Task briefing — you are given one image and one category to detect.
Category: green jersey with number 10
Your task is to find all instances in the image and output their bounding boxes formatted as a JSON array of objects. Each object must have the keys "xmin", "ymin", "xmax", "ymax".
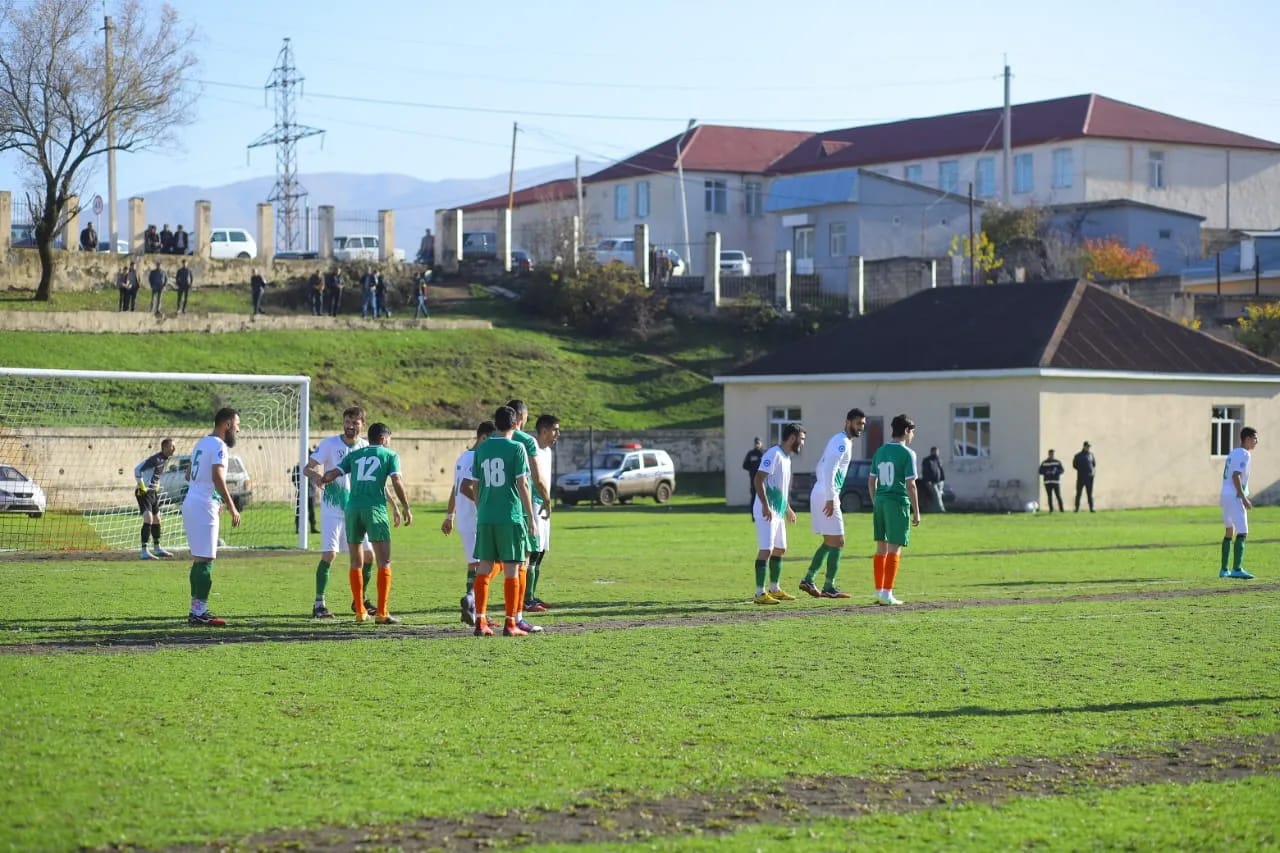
[
  {"xmin": 473, "ymin": 436, "xmax": 530, "ymax": 524},
  {"xmin": 337, "ymin": 445, "xmax": 401, "ymax": 509},
  {"xmin": 871, "ymin": 441, "xmax": 917, "ymax": 503}
]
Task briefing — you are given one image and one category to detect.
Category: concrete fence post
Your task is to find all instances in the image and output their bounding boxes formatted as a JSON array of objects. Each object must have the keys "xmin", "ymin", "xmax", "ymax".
[
  {"xmin": 0, "ymin": 190, "xmax": 10, "ymax": 258},
  {"xmin": 497, "ymin": 209, "xmax": 511, "ymax": 273},
  {"xmin": 193, "ymin": 201, "xmax": 212, "ymax": 259},
  {"xmin": 775, "ymin": 250, "xmax": 792, "ymax": 313},
  {"xmin": 378, "ymin": 209, "xmax": 396, "ymax": 262},
  {"xmin": 847, "ymin": 254, "xmax": 865, "ymax": 317},
  {"xmin": 128, "ymin": 197, "xmax": 145, "ymax": 255},
  {"xmin": 256, "ymin": 203, "xmax": 274, "ymax": 262},
  {"xmin": 705, "ymin": 230, "xmax": 721, "ymax": 298},
  {"xmin": 317, "ymin": 206, "xmax": 335, "ymax": 261},
  {"xmin": 63, "ymin": 195, "xmax": 79, "ymax": 251},
  {"xmin": 634, "ymin": 222, "xmax": 650, "ymax": 285}
]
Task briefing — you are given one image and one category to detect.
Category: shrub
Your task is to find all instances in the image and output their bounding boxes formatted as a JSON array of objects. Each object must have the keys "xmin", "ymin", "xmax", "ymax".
[{"xmin": 520, "ymin": 264, "xmax": 667, "ymax": 339}]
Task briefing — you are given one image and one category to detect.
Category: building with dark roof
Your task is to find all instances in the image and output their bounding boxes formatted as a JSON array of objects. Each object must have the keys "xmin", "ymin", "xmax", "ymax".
[{"xmin": 714, "ymin": 280, "xmax": 1280, "ymax": 509}]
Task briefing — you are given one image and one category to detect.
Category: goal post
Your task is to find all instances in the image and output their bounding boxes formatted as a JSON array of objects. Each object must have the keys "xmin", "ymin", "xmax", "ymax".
[{"xmin": 0, "ymin": 367, "xmax": 310, "ymax": 555}]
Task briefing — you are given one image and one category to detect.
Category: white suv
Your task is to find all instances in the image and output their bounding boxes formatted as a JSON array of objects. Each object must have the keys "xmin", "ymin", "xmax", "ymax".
[
  {"xmin": 209, "ymin": 228, "xmax": 257, "ymax": 260},
  {"xmin": 158, "ymin": 453, "xmax": 254, "ymax": 511},
  {"xmin": 555, "ymin": 443, "xmax": 676, "ymax": 506},
  {"xmin": 719, "ymin": 250, "xmax": 751, "ymax": 276}
]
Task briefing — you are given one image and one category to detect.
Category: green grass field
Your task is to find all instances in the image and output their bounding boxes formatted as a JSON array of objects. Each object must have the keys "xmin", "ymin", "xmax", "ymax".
[{"xmin": 1, "ymin": 502, "xmax": 1277, "ymax": 851}]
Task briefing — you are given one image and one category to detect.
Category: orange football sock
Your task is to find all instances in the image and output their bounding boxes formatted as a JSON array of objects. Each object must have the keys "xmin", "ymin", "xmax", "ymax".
[
  {"xmin": 376, "ymin": 566, "xmax": 391, "ymax": 616},
  {"xmin": 884, "ymin": 553, "xmax": 901, "ymax": 591},
  {"xmin": 349, "ymin": 568, "xmax": 365, "ymax": 614},
  {"xmin": 873, "ymin": 554, "xmax": 886, "ymax": 590},
  {"xmin": 473, "ymin": 571, "xmax": 491, "ymax": 619},
  {"xmin": 504, "ymin": 575, "xmax": 520, "ymax": 619},
  {"xmin": 517, "ymin": 566, "xmax": 528, "ymax": 609}
]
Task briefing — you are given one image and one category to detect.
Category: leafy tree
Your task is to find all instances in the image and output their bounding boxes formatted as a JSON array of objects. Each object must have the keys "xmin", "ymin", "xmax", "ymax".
[
  {"xmin": 1079, "ymin": 238, "xmax": 1158, "ymax": 281},
  {"xmin": 0, "ymin": 0, "xmax": 198, "ymax": 300},
  {"xmin": 1234, "ymin": 302, "xmax": 1280, "ymax": 358},
  {"xmin": 981, "ymin": 204, "xmax": 1045, "ymax": 248},
  {"xmin": 949, "ymin": 231, "xmax": 1003, "ymax": 284},
  {"xmin": 520, "ymin": 263, "xmax": 667, "ymax": 339}
]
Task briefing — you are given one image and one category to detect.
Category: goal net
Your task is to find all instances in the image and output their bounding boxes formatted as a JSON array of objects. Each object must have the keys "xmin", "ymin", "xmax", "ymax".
[{"xmin": 0, "ymin": 368, "xmax": 310, "ymax": 555}]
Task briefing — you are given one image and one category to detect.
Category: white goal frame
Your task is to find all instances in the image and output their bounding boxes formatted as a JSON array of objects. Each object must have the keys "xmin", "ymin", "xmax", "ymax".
[{"xmin": 0, "ymin": 367, "xmax": 311, "ymax": 551}]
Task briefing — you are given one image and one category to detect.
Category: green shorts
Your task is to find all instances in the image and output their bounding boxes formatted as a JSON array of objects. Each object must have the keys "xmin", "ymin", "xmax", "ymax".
[
  {"xmin": 346, "ymin": 504, "xmax": 391, "ymax": 544},
  {"xmin": 475, "ymin": 522, "xmax": 531, "ymax": 563},
  {"xmin": 873, "ymin": 497, "xmax": 911, "ymax": 547}
]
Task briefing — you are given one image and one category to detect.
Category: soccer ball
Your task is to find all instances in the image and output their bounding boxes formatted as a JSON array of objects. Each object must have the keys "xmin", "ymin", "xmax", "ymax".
[{"xmin": 1024, "ymin": 501, "xmax": 1040, "ymax": 513}]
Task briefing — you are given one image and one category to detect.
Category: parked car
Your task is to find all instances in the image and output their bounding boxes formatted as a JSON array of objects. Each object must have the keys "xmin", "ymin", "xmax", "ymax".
[
  {"xmin": 719, "ymin": 249, "xmax": 752, "ymax": 276},
  {"xmin": 157, "ymin": 453, "xmax": 254, "ymax": 511},
  {"xmin": 664, "ymin": 249, "xmax": 687, "ymax": 276},
  {"xmin": 0, "ymin": 464, "xmax": 47, "ymax": 518},
  {"xmin": 511, "ymin": 249, "xmax": 534, "ymax": 273},
  {"xmin": 96, "ymin": 239, "xmax": 131, "ymax": 254},
  {"xmin": 589, "ymin": 237, "xmax": 635, "ymax": 266},
  {"xmin": 332, "ymin": 234, "xmax": 406, "ymax": 263},
  {"xmin": 555, "ymin": 443, "xmax": 676, "ymax": 506},
  {"xmin": 10, "ymin": 223, "xmax": 64, "ymax": 250},
  {"xmin": 788, "ymin": 460, "xmax": 954, "ymax": 513},
  {"xmin": 209, "ymin": 227, "xmax": 257, "ymax": 260}
]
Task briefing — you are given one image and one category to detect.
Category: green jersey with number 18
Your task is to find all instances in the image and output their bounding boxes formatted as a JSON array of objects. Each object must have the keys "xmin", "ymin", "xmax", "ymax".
[
  {"xmin": 472, "ymin": 435, "xmax": 530, "ymax": 524},
  {"xmin": 337, "ymin": 445, "xmax": 401, "ymax": 509}
]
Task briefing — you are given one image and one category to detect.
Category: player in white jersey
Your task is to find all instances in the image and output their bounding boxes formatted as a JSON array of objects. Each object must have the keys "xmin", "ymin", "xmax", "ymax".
[
  {"xmin": 524, "ymin": 414, "xmax": 560, "ymax": 613},
  {"xmin": 800, "ymin": 407, "xmax": 867, "ymax": 599},
  {"xmin": 304, "ymin": 406, "xmax": 375, "ymax": 618},
  {"xmin": 751, "ymin": 424, "xmax": 804, "ymax": 604},
  {"xmin": 181, "ymin": 407, "xmax": 242, "ymax": 626},
  {"xmin": 443, "ymin": 419, "xmax": 495, "ymax": 626},
  {"xmin": 1219, "ymin": 426, "xmax": 1259, "ymax": 580}
]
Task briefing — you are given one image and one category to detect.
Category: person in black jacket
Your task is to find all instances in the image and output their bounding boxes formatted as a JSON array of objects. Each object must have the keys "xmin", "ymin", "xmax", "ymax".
[
  {"xmin": 742, "ymin": 437, "xmax": 763, "ymax": 514},
  {"xmin": 920, "ymin": 446, "xmax": 946, "ymax": 512},
  {"xmin": 1038, "ymin": 449, "xmax": 1065, "ymax": 512},
  {"xmin": 250, "ymin": 268, "xmax": 268, "ymax": 315},
  {"xmin": 147, "ymin": 260, "xmax": 168, "ymax": 314},
  {"xmin": 1072, "ymin": 441, "xmax": 1096, "ymax": 512},
  {"xmin": 174, "ymin": 260, "xmax": 193, "ymax": 314}
]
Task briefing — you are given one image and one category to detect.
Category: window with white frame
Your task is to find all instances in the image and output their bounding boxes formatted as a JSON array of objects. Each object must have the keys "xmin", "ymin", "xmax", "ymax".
[
  {"xmin": 1014, "ymin": 153, "xmax": 1033, "ymax": 194},
  {"xmin": 614, "ymin": 185, "xmax": 629, "ymax": 220},
  {"xmin": 636, "ymin": 181, "xmax": 650, "ymax": 218},
  {"xmin": 1149, "ymin": 150, "xmax": 1166, "ymax": 189},
  {"xmin": 704, "ymin": 179, "xmax": 727, "ymax": 214},
  {"xmin": 768, "ymin": 406, "xmax": 803, "ymax": 446},
  {"xmin": 829, "ymin": 221, "xmax": 847, "ymax": 257},
  {"xmin": 904, "ymin": 164, "xmax": 923, "ymax": 184},
  {"xmin": 1211, "ymin": 405, "xmax": 1244, "ymax": 456},
  {"xmin": 952, "ymin": 404, "xmax": 991, "ymax": 457},
  {"xmin": 975, "ymin": 157, "xmax": 995, "ymax": 198},
  {"xmin": 744, "ymin": 181, "xmax": 763, "ymax": 216},
  {"xmin": 1052, "ymin": 148, "xmax": 1073, "ymax": 188},
  {"xmin": 939, "ymin": 160, "xmax": 960, "ymax": 194}
]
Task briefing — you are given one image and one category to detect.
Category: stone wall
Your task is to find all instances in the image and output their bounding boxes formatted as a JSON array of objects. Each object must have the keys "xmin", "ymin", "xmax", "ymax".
[
  {"xmin": 0, "ymin": 310, "xmax": 489, "ymax": 334},
  {"xmin": 863, "ymin": 256, "xmax": 952, "ymax": 309}
]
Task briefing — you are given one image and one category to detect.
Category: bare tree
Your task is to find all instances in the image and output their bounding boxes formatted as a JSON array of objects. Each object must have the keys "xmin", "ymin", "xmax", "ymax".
[{"xmin": 0, "ymin": 0, "xmax": 198, "ymax": 300}]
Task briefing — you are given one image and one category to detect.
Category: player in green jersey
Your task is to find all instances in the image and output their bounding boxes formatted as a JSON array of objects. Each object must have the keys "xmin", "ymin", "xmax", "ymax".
[
  {"xmin": 868, "ymin": 414, "xmax": 921, "ymax": 606},
  {"xmin": 321, "ymin": 422, "xmax": 413, "ymax": 623}
]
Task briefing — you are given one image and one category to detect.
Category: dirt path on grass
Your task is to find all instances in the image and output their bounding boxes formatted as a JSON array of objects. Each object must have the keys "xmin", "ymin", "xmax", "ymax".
[
  {"xmin": 161, "ymin": 734, "xmax": 1280, "ymax": 852},
  {"xmin": 5, "ymin": 582, "xmax": 1278, "ymax": 655}
]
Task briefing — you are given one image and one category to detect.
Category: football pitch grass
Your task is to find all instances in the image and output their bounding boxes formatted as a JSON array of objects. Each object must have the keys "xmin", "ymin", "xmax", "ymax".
[{"xmin": 1, "ymin": 501, "xmax": 1277, "ymax": 850}]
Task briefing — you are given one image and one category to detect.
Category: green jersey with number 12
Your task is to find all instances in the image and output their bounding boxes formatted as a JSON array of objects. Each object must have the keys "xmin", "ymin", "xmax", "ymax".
[{"xmin": 337, "ymin": 445, "xmax": 401, "ymax": 509}]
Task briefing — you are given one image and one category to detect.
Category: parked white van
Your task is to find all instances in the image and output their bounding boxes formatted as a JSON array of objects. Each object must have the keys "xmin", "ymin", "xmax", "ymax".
[
  {"xmin": 333, "ymin": 234, "xmax": 406, "ymax": 263},
  {"xmin": 209, "ymin": 228, "xmax": 257, "ymax": 260}
]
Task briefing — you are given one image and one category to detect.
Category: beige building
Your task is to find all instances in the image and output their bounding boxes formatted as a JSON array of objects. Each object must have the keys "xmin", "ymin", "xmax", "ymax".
[{"xmin": 715, "ymin": 280, "xmax": 1280, "ymax": 511}]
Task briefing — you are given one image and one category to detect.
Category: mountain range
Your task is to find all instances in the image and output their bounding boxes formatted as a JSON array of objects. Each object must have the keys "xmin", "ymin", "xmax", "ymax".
[{"xmin": 96, "ymin": 161, "xmax": 598, "ymax": 252}]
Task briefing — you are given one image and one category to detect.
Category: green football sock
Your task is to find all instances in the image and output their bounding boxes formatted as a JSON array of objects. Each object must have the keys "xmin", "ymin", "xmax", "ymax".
[
  {"xmin": 526, "ymin": 555, "xmax": 541, "ymax": 603},
  {"xmin": 1233, "ymin": 535, "xmax": 1247, "ymax": 570},
  {"xmin": 315, "ymin": 560, "xmax": 331, "ymax": 599},
  {"xmin": 822, "ymin": 548, "xmax": 843, "ymax": 590},
  {"xmin": 754, "ymin": 559, "xmax": 767, "ymax": 589},
  {"xmin": 189, "ymin": 561, "xmax": 213, "ymax": 600},
  {"xmin": 362, "ymin": 561, "xmax": 373, "ymax": 598},
  {"xmin": 804, "ymin": 545, "xmax": 829, "ymax": 583},
  {"xmin": 465, "ymin": 567, "xmax": 477, "ymax": 595},
  {"xmin": 768, "ymin": 555, "xmax": 783, "ymax": 585},
  {"xmin": 1221, "ymin": 537, "xmax": 1232, "ymax": 571}
]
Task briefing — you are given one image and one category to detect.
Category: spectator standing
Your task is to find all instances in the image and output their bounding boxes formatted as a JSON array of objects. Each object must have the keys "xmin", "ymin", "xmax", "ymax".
[
  {"xmin": 80, "ymin": 221, "xmax": 98, "ymax": 252},
  {"xmin": 324, "ymin": 268, "xmax": 343, "ymax": 316},
  {"xmin": 250, "ymin": 268, "xmax": 268, "ymax": 315},
  {"xmin": 173, "ymin": 224, "xmax": 190, "ymax": 256},
  {"xmin": 359, "ymin": 267, "xmax": 376, "ymax": 319},
  {"xmin": 174, "ymin": 259, "xmax": 193, "ymax": 314},
  {"xmin": 1038, "ymin": 449, "xmax": 1065, "ymax": 512},
  {"xmin": 144, "ymin": 225, "xmax": 161, "ymax": 254},
  {"xmin": 1072, "ymin": 441, "xmax": 1096, "ymax": 512},
  {"xmin": 308, "ymin": 271, "xmax": 324, "ymax": 316},
  {"xmin": 414, "ymin": 271, "xmax": 430, "ymax": 319},
  {"xmin": 374, "ymin": 271, "xmax": 390, "ymax": 318},
  {"xmin": 159, "ymin": 224, "xmax": 175, "ymax": 254},
  {"xmin": 147, "ymin": 260, "xmax": 168, "ymax": 314},
  {"xmin": 116, "ymin": 264, "xmax": 130, "ymax": 311},
  {"xmin": 742, "ymin": 436, "xmax": 764, "ymax": 513},
  {"xmin": 648, "ymin": 244, "xmax": 660, "ymax": 284},
  {"xmin": 417, "ymin": 228, "xmax": 435, "ymax": 266},
  {"xmin": 124, "ymin": 261, "xmax": 140, "ymax": 311},
  {"xmin": 920, "ymin": 446, "xmax": 946, "ymax": 513}
]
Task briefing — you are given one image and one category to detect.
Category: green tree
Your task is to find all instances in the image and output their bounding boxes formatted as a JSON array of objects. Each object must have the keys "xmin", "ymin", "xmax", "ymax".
[{"xmin": 1234, "ymin": 302, "xmax": 1280, "ymax": 358}]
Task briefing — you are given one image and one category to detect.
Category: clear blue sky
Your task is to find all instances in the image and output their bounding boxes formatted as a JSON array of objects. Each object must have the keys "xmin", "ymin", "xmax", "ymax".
[{"xmin": 3, "ymin": 0, "xmax": 1279, "ymax": 198}]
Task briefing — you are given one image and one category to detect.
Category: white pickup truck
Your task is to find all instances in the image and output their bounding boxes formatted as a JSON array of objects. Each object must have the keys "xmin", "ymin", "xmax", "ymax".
[{"xmin": 332, "ymin": 234, "xmax": 406, "ymax": 263}]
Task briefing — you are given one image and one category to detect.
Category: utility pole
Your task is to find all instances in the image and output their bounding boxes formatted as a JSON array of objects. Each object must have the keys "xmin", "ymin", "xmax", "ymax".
[
  {"xmin": 1002, "ymin": 58, "xmax": 1012, "ymax": 205},
  {"xmin": 575, "ymin": 155, "xmax": 584, "ymax": 270},
  {"xmin": 675, "ymin": 119, "xmax": 696, "ymax": 273},
  {"xmin": 507, "ymin": 122, "xmax": 518, "ymax": 211},
  {"xmin": 103, "ymin": 15, "xmax": 117, "ymax": 252},
  {"xmin": 968, "ymin": 182, "xmax": 976, "ymax": 285},
  {"xmin": 247, "ymin": 38, "xmax": 324, "ymax": 251}
]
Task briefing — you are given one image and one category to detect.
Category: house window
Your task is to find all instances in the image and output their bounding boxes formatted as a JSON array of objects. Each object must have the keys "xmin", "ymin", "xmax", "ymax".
[
  {"xmin": 636, "ymin": 181, "xmax": 650, "ymax": 218},
  {"xmin": 705, "ymin": 179, "xmax": 727, "ymax": 214},
  {"xmin": 939, "ymin": 160, "xmax": 960, "ymax": 194},
  {"xmin": 768, "ymin": 407, "xmax": 802, "ymax": 446},
  {"xmin": 1149, "ymin": 151, "xmax": 1166, "ymax": 189},
  {"xmin": 1014, "ymin": 153, "xmax": 1033, "ymax": 194},
  {"xmin": 1053, "ymin": 148, "xmax": 1073, "ymax": 188},
  {"xmin": 1211, "ymin": 405, "xmax": 1244, "ymax": 457},
  {"xmin": 744, "ymin": 181, "xmax": 763, "ymax": 216},
  {"xmin": 829, "ymin": 221, "xmax": 847, "ymax": 257},
  {"xmin": 1158, "ymin": 228, "xmax": 1172, "ymax": 240},
  {"xmin": 975, "ymin": 157, "xmax": 995, "ymax": 198},
  {"xmin": 904, "ymin": 164, "xmax": 923, "ymax": 184},
  {"xmin": 614, "ymin": 185, "xmax": 629, "ymax": 220},
  {"xmin": 952, "ymin": 404, "xmax": 991, "ymax": 457}
]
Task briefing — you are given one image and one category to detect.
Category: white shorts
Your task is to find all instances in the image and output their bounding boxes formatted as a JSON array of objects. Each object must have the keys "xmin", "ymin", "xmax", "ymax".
[
  {"xmin": 182, "ymin": 498, "xmax": 220, "ymax": 560},
  {"xmin": 1221, "ymin": 494, "xmax": 1249, "ymax": 534},
  {"xmin": 320, "ymin": 506, "xmax": 370, "ymax": 554},
  {"xmin": 809, "ymin": 486, "xmax": 845, "ymax": 536},
  {"xmin": 457, "ymin": 515, "xmax": 477, "ymax": 564},
  {"xmin": 753, "ymin": 505, "xmax": 787, "ymax": 551},
  {"xmin": 530, "ymin": 511, "xmax": 550, "ymax": 552}
]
